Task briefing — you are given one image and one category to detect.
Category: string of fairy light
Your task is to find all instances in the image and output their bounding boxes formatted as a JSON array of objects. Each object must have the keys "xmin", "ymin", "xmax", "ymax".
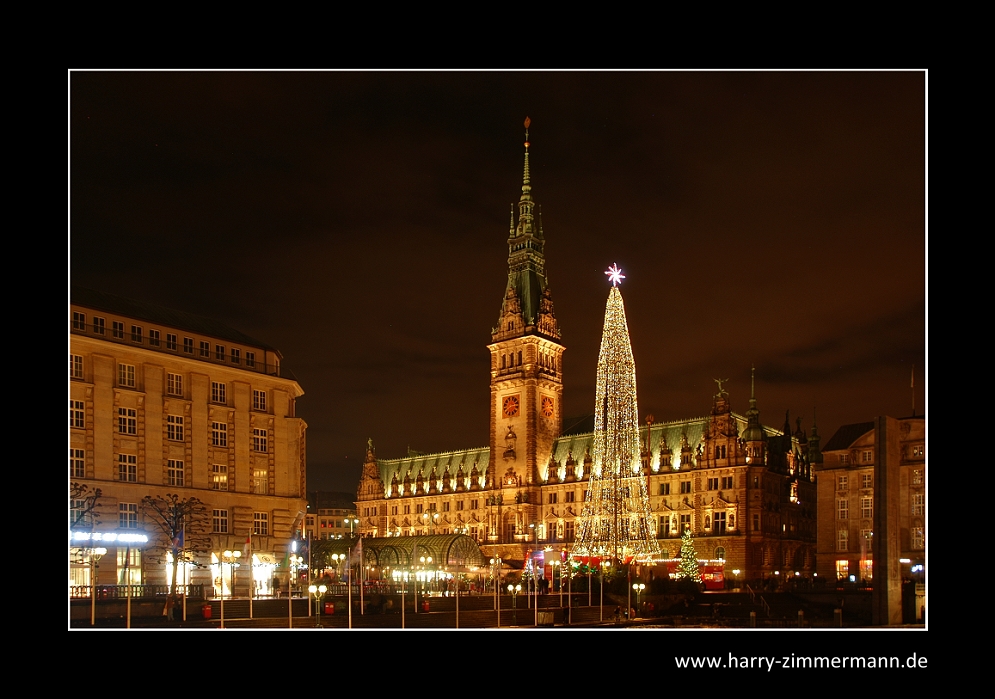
[{"xmin": 573, "ymin": 266, "xmax": 661, "ymax": 564}]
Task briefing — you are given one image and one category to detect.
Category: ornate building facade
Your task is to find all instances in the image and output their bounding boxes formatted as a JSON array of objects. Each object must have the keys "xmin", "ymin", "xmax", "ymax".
[
  {"xmin": 70, "ymin": 288, "xmax": 307, "ymax": 597},
  {"xmin": 355, "ymin": 123, "xmax": 818, "ymax": 585}
]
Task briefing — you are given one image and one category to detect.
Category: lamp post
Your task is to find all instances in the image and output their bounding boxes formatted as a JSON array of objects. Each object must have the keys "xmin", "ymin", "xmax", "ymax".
[
  {"xmin": 89, "ymin": 547, "xmax": 106, "ymax": 627},
  {"xmin": 508, "ymin": 582, "xmax": 522, "ymax": 626},
  {"xmin": 289, "ymin": 554, "xmax": 303, "ymax": 628},
  {"xmin": 632, "ymin": 583, "xmax": 645, "ymax": 617},
  {"xmin": 308, "ymin": 584, "xmax": 327, "ymax": 627},
  {"xmin": 220, "ymin": 549, "xmax": 241, "ymax": 629},
  {"xmin": 345, "ymin": 516, "xmax": 359, "ymax": 537},
  {"xmin": 419, "ymin": 555, "xmax": 433, "ymax": 603},
  {"xmin": 331, "ymin": 552, "xmax": 346, "ymax": 586}
]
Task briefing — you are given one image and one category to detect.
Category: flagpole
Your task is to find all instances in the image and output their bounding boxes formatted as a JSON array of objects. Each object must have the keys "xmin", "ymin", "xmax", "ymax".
[
  {"xmin": 348, "ymin": 544, "xmax": 353, "ymax": 629},
  {"xmin": 247, "ymin": 533, "xmax": 253, "ymax": 619}
]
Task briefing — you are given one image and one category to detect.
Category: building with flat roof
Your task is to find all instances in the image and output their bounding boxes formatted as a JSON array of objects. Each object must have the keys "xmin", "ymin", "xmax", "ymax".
[{"xmin": 70, "ymin": 287, "xmax": 307, "ymax": 599}]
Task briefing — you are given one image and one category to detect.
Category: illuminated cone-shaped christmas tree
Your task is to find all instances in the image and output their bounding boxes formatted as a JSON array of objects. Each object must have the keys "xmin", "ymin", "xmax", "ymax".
[
  {"xmin": 677, "ymin": 528, "xmax": 702, "ymax": 582},
  {"xmin": 573, "ymin": 266, "xmax": 661, "ymax": 564}
]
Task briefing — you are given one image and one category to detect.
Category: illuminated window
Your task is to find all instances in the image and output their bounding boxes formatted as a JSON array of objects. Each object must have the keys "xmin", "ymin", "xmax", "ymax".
[
  {"xmin": 912, "ymin": 493, "xmax": 924, "ymax": 516},
  {"xmin": 253, "ymin": 389, "xmax": 267, "ymax": 411},
  {"xmin": 211, "ymin": 381, "xmax": 226, "ymax": 404},
  {"xmin": 912, "ymin": 468, "xmax": 923, "ymax": 485},
  {"xmin": 714, "ymin": 511, "xmax": 727, "ymax": 534},
  {"xmin": 912, "ymin": 527, "xmax": 924, "ymax": 549},
  {"xmin": 912, "ymin": 445, "xmax": 924, "ymax": 458},
  {"xmin": 212, "ymin": 464, "xmax": 228, "ymax": 491},
  {"xmin": 679, "ymin": 514, "xmax": 691, "ymax": 532},
  {"xmin": 112, "ymin": 321, "xmax": 125, "ymax": 339},
  {"xmin": 200, "ymin": 341, "xmax": 210, "ymax": 357},
  {"xmin": 859, "ymin": 558, "xmax": 873, "ymax": 580},
  {"xmin": 836, "ymin": 528, "xmax": 848, "ymax": 551},
  {"xmin": 119, "ymin": 503, "xmax": 139, "ymax": 529},
  {"xmin": 837, "ymin": 498, "xmax": 849, "ymax": 520},
  {"xmin": 837, "ymin": 475, "xmax": 848, "ymax": 490},
  {"xmin": 230, "ymin": 348, "xmax": 240, "ymax": 364},
  {"xmin": 148, "ymin": 329, "xmax": 160, "ymax": 347},
  {"xmin": 118, "ymin": 363, "xmax": 135, "ymax": 387},
  {"xmin": 216, "ymin": 344, "xmax": 225, "ymax": 361},
  {"xmin": 253, "ymin": 428, "xmax": 268, "ymax": 453},
  {"xmin": 71, "ymin": 449, "xmax": 85, "ymax": 478},
  {"xmin": 71, "ymin": 354, "xmax": 83, "ymax": 379},
  {"xmin": 861, "ymin": 450, "xmax": 873, "ymax": 463},
  {"xmin": 167, "ymin": 415, "xmax": 184, "ymax": 441},
  {"xmin": 182, "ymin": 337, "xmax": 193, "ymax": 354},
  {"xmin": 167, "ymin": 373, "xmax": 183, "ymax": 396},
  {"xmin": 835, "ymin": 559, "xmax": 848, "ymax": 579},
  {"xmin": 211, "ymin": 422, "xmax": 228, "ymax": 447},
  {"xmin": 118, "ymin": 407, "xmax": 136, "ymax": 435},
  {"xmin": 117, "ymin": 547, "xmax": 142, "ymax": 585},
  {"xmin": 213, "ymin": 509, "xmax": 229, "ymax": 533},
  {"xmin": 119, "ymin": 454, "xmax": 137, "ymax": 482},
  {"xmin": 252, "ymin": 467, "xmax": 267, "ymax": 494},
  {"xmin": 131, "ymin": 325, "xmax": 143, "ymax": 343},
  {"xmin": 860, "ymin": 497, "xmax": 873, "ymax": 519},
  {"xmin": 254, "ymin": 512, "xmax": 269, "ymax": 536},
  {"xmin": 246, "ymin": 351, "xmax": 255, "ymax": 368},
  {"xmin": 93, "ymin": 317, "xmax": 105, "ymax": 335}
]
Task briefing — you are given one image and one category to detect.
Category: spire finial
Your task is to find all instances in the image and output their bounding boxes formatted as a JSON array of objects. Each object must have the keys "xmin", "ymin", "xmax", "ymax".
[{"xmin": 522, "ymin": 117, "xmax": 532, "ymax": 194}]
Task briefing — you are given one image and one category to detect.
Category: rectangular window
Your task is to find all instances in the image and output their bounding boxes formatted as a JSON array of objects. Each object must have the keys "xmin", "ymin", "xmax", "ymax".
[
  {"xmin": 837, "ymin": 528, "xmax": 848, "ymax": 551},
  {"xmin": 93, "ymin": 317, "xmax": 105, "ymax": 335},
  {"xmin": 212, "ymin": 464, "xmax": 228, "ymax": 491},
  {"xmin": 707, "ymin": 477, "xmax": 719, "ymax": 490},
  {"xmin": 211, "ymin": 381, "xmax": 227, "ymax": 404},
  {"xmin": 839, "ymin": 453, "xmax": 850, "ymax": 464},
  {"xmin": 253, "ymin": 389, "xmax": 267, "ymax": 411},
  {"xmin": 213, "ymin": 509, "xmax": 229, "ymax": 534},
  {"xmin": 119, "ymin": 503, "xmax": 138, "ymax": 529},
  {"xmin": 252, "ymin": 467, "xmax": 267, "ymax": 494},
  {"xmin": 71, "ymin": 354, "xmax": 84, "ymax": 379},
  {"xmin": 835, "ymin": 559, "xmax": 849, "ymax": 579},
  {"xmin": 912, "ymin": 493, "xmax": 924, "ymax": 516},
  {"xmin": 860, "ymin": 497, "xmax": 873, "ymax": 519},
  {"xmin": 679, "ymin": 514, "xmax": 691, "ymax": 532},
  {"xmin": 182, "ymin": 337, "xmax": 193, "ymax": 354},
  {"xmin": 118, "ymin": 363, "xmax": 135, "ymax": 387},
  {"xmin": 71, "ymin": 449, "xmax": 85, "ymax": 478},
  {"xmin": 721, "ymin": 476, "xmax": 734, "ymax": 489},
  {"xmin": 912, "ymin": 445, "xmax": 924, "ymax": 458},
  {"xmin": 403, "ymin": 505, "xmax": 411, "ymax": 515},
  {"xmin": 254, "ymin": 512, "xmax": 269, "ymax": 536},
  {"xmin": 753, "ymin": 513, "xmax": 760, "ymax": 532},
  {"xmin": 680, "ymin": 481, "xmax": 691, "ymax": 494},
  {"xmin": 253, "ymin": 428, "xmax": 267, "ymax": 453},
  {"xmin": 211, "ymin": 422, "xmax": 228, "ymax": 447},
  {"xmin": 565, "ymin": 521, "xmax": 574, "ymax": 541},
  {"xmin": 166, "ymin": 333, "xmax": 177, "ymax": 350},
  {"xmin": 416, "ymin": 504, "xmax": 424, "ymax": 514},
  {"xmin": 912, "ymin": 468, "xmax": 923, "ymax": 485},
  {"xmin": 837, "ymin": 498, "xmax": 849, "ymax": 520},
  {"xmin": 117, "ymin": 407, "xmax": 136, "ymax": 434},
  {"xmin": 230, "ymin": 348, "xmax": 240, "ymax": 364},
  {"xmin": 131, "ymin": 325, "xmax": 143, "ymax": 343},
  {"xmin": 861, "ymin": 450, "xmax": 873, "ymax": 463},
  {"xmin": 168, "ymin": 459, "xmax": 184, "ymax": 487},
  {"xmin": 216, "ymin": 344, "xmax": 225, "ymax": 360},
  {"xmin": 861, "ymin": 472, "xmax": 873, "ymax": 488},
  {"xmin": 837, "ymin": 475, "xmax": 848, "ymax": 490},
  {"xmin": 714, "ymin": 511, "xmax": 727, "ymax": 534},
  {"xmin": 658, "ymin": 483, "xmax": 670, "ymax": 496},
  {"xmin": 167, "ymin": 415, "xmax": 184, "ymax": 441},
  {"xmin": 73, "ymin": 311, "xmax": 86, "ymax": 330},
  {"xmin": 149, "ymin": 329, "xmax": 160, "ymax": 347},
  {"xmin": 471, "ymin": 500, "xmax": 478, "ymax": 510},
  {"xmin": 71, "ymin": 499, "xmax": 88, "ymax": 528},
  {"xmin": 246, "ymin": 351, "xmax": 256, "ymax": 368},
  {"xmin": 118, "ymin": 454, "xmax": 137, "ymax": 482},
  {"xmin": 200, "ymin": 341, "xmax": 210, "ymax": 357},
  {"xmin": 548, "ymin": 492, "xmax": 558, "ymax": 504},
  {"xmin": 565, "ymin": 491, "xmax": 575, "ymax": 503},
  {"xmin": 442, "ymin": 501, "xmax": 451, "ymax": 512},
  {"xmin": 912, "ymin": 527, "xmax": 924, "ymax": 549},
  {"xmin": 167, "ymin": 373, "xmax": 183, "ymax": 396},
  {"xmin": 112, "ymin": 321, "xmax": 125, "ymax": 338},
  {"xmin": 456, "ymin": 500, "xmax": 464, "ymax": 511}
]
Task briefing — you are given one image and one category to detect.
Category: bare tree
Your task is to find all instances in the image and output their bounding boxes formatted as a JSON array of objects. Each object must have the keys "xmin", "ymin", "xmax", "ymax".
[
  {"xmin": 141, "ymin": 494, "xmax": 211, "ymax": 596},
  {"xmin": 70, "ymin": 482, "xmax": 102, "ymax": 530}
]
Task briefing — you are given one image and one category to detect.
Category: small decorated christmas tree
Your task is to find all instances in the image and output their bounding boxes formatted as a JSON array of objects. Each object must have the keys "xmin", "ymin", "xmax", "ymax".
[{"xmin": 677, "ymin": 529, "xmax": 702, "ymax": 583}]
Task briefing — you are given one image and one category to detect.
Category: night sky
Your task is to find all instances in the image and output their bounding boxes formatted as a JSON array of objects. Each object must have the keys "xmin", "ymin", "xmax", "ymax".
[{"xmin": 69, "ymin": 71, "xmax": 926, "ymax": 494}]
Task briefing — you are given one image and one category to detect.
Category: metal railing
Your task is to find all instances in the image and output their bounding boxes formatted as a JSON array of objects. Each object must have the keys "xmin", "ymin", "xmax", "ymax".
[{"xmin": 70, "ymin": 584, "xmax": 205, "ymax": 600}]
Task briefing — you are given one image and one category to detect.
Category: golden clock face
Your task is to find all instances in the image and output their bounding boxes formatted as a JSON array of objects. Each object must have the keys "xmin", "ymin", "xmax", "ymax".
[
  {"xmin": 541, "ymin": 396, "xmax": 554, "ymax": 417},
  {"xmin": 502, "ymin": 395, "xmax": 520, "ymax": 417}
]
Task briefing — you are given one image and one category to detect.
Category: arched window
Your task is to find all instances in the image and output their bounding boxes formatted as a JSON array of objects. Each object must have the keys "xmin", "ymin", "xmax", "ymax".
[{"xmin": 715, "ymin": 546, "xmax": 726, "ymax": 561}]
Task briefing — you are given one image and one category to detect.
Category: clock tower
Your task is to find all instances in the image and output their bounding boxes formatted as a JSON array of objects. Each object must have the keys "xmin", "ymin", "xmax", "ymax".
[{"xmin": 487, "ymin": 118, "xmax": 565, "ymax": 528}]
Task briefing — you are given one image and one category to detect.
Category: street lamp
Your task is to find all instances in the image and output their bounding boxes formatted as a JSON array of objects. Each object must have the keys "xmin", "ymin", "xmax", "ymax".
[
  {"xmin": 308, "ymin": 584, "xmax": 327, "ymax": 627},
  {"xmin": 508, "ymin": 582, "xmax": 522, "ymax": 625},
  {"xmin": 419, "ymin": 555, "xmax": 433, "ymax": 601},
  {"xmin": 345, "ymin": 516, "xmax": 360, "ymax": 537},
  {"xmin": 221, "ymin": 549, "xmax": 241, "ymax": 629},
  {"xmin": 331, "ymin": 552, "xmax": 347, "ymax": 584},
  {"xmin": 632, "ymin": 583, "xmax": 645, "ymax": 617},
  {"xmin": 89, "ymin": 547, "xmax": 107, "ymax": 627}
]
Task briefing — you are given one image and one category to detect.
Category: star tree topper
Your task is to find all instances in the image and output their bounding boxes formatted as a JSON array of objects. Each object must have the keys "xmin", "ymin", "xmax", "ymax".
[{"xmin": 605, "ymin": 263, "xmax": 625, "ymax": 286}]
